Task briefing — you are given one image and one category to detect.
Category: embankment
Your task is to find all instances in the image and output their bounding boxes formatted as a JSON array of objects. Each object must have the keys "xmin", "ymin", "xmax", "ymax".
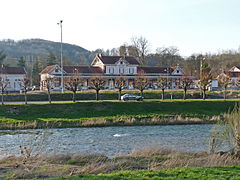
[{"xmin": 0, "ymin": 100, "xmax": 238, "ymax": 129}]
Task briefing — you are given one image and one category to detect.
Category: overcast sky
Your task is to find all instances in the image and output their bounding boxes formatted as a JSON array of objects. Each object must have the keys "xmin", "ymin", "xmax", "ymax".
[{"xmin": 1, "ymin": 0, "xmax": 240, "ymax": 56}]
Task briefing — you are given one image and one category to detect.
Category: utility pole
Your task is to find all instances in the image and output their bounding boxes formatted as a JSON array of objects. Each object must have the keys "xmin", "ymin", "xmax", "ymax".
[
  {"xmin": 58, "ymin": 20, "xmax": 64, "ymax": 93},
  {"xmin": 167, "ymin": 67, "xmax": 169, "ymax": 89},
  {"xmin": 200, "ymin": 57, "xmax": 205, "ymax": 97}
]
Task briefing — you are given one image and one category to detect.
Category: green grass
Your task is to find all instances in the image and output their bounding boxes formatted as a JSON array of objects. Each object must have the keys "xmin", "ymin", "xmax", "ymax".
[
  {"xmin": 0, "ymin": 100, "xmax": 238, "ymax": 126},
  {"xmin": 36, "ymin": 165, "xmax": 240, "ymax": 180}
]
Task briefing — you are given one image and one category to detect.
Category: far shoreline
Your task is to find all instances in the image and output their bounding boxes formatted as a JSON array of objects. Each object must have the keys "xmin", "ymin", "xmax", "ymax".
[{"xmin": 0, "ymin": 116, "xmax": 218, "ymax": 130}]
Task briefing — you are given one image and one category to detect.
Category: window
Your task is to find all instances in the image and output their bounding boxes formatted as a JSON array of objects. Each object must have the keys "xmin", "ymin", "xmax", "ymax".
[
  {"xmin": 130, "ymin": 68, "xmax": 134, "ymax": 74},
  {"xmin": 129, "ymin": 68, "xmax": 134, "ymax": 74},
  {"xmin": 109, "ymin": 67, "xmax": 114, "ymax": 74},
  {"xmin": 120, "ymin": 68, "xmax": 123, "ymax": 74}
]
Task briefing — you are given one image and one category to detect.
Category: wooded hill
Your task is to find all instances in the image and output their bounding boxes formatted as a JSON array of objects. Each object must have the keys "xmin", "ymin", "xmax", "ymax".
[{"xmin": 0, "ymin": 39, "xmax": 96, "ymax": 65}]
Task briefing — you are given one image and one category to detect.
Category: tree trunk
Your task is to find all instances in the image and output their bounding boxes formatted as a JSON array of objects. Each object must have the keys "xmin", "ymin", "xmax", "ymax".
[
  {"xmin": 224, "ymin": 87, "xmax": 226, "ymax": 100},
  {"xmin": 96, "ymin": 89, "xmax": 99, "ymax": 101},
  {"xmin": 48, "ymin": 90, "xmax": 51, "ymax": 104},
  {"xmin": 73, "ymin": 91, "xmax": 76, "ymax": 102},
  {"xmin": 184, "ymin": 87, "xmax": 187, "ymax": 100},
  {"xmin": 24, "ymin": 91, "xmax": 27, "ymax": 105},
  {"xmin": 203, "ymin": 89, "xmax": 206, "ymax": 100},
  {"xmin": 162, "ymin": 89, "xmax": 165, "ymax": 100},
  {"xmin": 141, "ymin": 89, "xmax": 143, "ymax": 98},
  {"xmin": 118, "ymin": 89, "xmax": 122, "ymax": 101},
  {"xmin": 1, "ymin": 91, "xmax": 3, "ymax": 105}
]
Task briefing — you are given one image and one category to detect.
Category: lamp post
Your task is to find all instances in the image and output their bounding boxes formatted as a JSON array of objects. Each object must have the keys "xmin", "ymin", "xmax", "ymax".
[
  {"xmin": 58, "ymin": 20, "xmax": 64, "ymax": 93},
  {"xmin": 167, "ymin": 67, "xmax": 169, "ymax": 89},
  {"xmin": 200, "ymin": 57, "xmax": 205, "ymax": 96}
]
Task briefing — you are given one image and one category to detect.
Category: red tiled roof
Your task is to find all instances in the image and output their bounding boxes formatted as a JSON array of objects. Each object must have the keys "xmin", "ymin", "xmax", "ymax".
[
  {"xmin": 40, "ymin": 65, "xmax": 56, "ymax": 74},
  {"xmin": 98, "ymin": 55, "xmax": 140, "ymax": 65},
  {"xmin": 228, "ymin": 66, "xmax": 240, "ymax": 73},
  {"xmin": 0, "ymin": 66, "xmax": 26, "ymax": 74},
  {"xmin": 63, "ymin": 66, "xmax": 103, "ymax": 74},
  {"xmin": 138, "ymin": 67, "xmax": 173, "ymax": 74}
]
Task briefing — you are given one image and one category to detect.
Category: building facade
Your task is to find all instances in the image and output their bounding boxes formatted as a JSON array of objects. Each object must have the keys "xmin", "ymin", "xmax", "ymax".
[
  {"xmin": 40, "ymin": 54, "xmax": 191, "ymax": 91},
  {"xmin": 0, "ymin": 66, "xmax": 27, "ymax": 92}
]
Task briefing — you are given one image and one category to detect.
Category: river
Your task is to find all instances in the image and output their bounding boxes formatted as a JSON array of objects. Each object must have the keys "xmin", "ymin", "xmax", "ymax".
[{"xmin": 0, "ymin": 124, "xmax": 213, "ymax": 157}]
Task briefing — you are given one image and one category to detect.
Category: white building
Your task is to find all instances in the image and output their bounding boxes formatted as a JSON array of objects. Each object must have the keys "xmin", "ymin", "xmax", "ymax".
[
  {"xmin": 0, "ymin": 66, "xmax": 27, "ymax": 92},
  {"xmin": 40, "ymin": 54, "xmax": 192, "ymax": 90}
]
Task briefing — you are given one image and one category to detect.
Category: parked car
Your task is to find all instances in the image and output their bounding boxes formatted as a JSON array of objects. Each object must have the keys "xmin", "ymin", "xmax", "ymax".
[
  {"xmin": 32, "ymin": 85, "xmax": 40, "ymax": 91},
  {"xmin": 121, "ymin": 94, "xmax": 143, "ymax": 101}
]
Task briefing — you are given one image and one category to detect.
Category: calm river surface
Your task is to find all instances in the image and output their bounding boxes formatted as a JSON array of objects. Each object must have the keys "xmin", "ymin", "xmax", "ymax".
[{"xmin": 0, "ymin": 124, "xmax": 213, "ymax": 157}]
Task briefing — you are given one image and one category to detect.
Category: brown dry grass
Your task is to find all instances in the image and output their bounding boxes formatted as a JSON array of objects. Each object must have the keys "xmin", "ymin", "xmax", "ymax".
[{"xmin": 1, "ymin": 147, "xmax": 240, "ymax": 179}]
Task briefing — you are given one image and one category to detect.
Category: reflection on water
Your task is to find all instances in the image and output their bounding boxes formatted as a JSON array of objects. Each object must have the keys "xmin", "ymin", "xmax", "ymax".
[{"xmin": 0, "ymin": 124, "xmax": 213, "ymax": 157}]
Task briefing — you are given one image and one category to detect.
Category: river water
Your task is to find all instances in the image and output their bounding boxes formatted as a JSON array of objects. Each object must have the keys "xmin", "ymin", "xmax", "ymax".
[{"xmin": 0, "ymin": 124, "xmax": 213, "ymax": 157}]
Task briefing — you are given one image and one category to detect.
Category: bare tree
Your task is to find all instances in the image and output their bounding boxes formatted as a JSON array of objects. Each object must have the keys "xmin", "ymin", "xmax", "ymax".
[
  {"xmin": 127, "ymin": 45, "xmax": 139, "ymax": 57},
  {"xmin": 197, "ymin": 71, "xmax": 212, "ymax": 100},
  {"xmin": 217, "ymin": 73, "xmax": 231, "ymax": 100},
  {"xmin": 119, "ymin": 44, "xmax": 127, "ymax": 56},
  {"xmin": 89, "ymin": 76, "xmax": 106, "ymax": 101},
  {"xmin": 0, "ymin": 75, "xmax": 9, "ymax": 105},
  {"xmin": 64, "ymin": 71, "xmax": 82, "ymax": 102},
  {"xmin": 42, "ymin": 75, "xmax": 55, "ymax": 104},
  {"xmin": 134, "ymin": 70, "xmax": 149, "ymax": 97},
  {"xmin": 181, "ymin": 76, "xmax": 193, "ymax": 100},
  {"xmin": 19, "ymin": 76, "xmax": 30, "ymax": 104},
  {"xmin": 155, "ymin": 46, "xmax": 180, "ymax": 67},
  {"xmin": 155, "ymin": 77, "xmax": 170, "ymax": 100},
  {"xmin": 115, "ymin": 76, "xmax": 127, "ymax": 100},
  {"xmin": 131, "ymin": 36, "xmax": 150, "ymax": 65}
]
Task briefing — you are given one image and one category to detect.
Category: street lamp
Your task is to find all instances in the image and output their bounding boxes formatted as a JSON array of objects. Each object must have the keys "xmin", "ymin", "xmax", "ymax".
[{"xmin": 58, "ymin": 20, "xmax": 64, "ymax": 93}]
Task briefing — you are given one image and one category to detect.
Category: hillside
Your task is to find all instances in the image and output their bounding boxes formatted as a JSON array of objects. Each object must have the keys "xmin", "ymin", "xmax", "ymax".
[{"xmin": 0, "ymin": 39, "xmax": 96, "ymax": 64}]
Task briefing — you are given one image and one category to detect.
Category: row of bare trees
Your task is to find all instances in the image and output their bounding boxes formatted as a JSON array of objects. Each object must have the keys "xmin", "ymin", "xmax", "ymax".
[
  {"xmin": 39, "ymin": 71, "xmax": 195, "ymax": 103},
  {"xmin": 0, "ymin": 72, "xmax": 196, "ymax": 105},
  {"xmin": 1, "ymin": 69, "xmax": 235, "ymax": 105}
]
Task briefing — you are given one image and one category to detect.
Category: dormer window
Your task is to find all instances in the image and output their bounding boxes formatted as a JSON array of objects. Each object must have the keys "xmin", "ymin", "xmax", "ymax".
[
  {"xmin": 177, "ymin": 70, "xmax": 179, "ymax": 73},
  {"xmin": 120, "ymin": 61, "xmax": 123, "ymax": 65}
]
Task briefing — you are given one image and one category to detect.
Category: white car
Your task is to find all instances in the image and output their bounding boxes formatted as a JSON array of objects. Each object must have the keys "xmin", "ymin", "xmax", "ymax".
[{"xmin": 121, "ymin": 94, "xmax": 143, "ymax": 101}]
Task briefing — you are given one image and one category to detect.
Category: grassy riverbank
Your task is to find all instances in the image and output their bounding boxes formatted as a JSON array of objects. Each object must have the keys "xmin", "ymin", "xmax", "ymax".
[
  {"xmin": 2, "ymin": 148, "xmax": 240, "ymax": 179},
  {"xmin": 0, "ymin": 100, "xmax": 238, "ymax": 129},
  {"xmin": 49, "ymin": 166, "xmax": 240, "ymax": 180}
]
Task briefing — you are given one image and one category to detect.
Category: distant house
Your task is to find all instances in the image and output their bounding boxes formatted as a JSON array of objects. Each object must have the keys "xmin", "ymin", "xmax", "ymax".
[
  {"xmin": 226, "ymin": 66, "xmax": 240, "ymax": 87},
  {"xmin": 40, "ymin": 54, "xmax": 192, "ymax": 90},
  {"xmin": 212, "ymin": 66, "xmax": 240, "ymax": 90},
  {"xmin": 0, "ymin": 66, "xmax": 27, "ymax": 92}
]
